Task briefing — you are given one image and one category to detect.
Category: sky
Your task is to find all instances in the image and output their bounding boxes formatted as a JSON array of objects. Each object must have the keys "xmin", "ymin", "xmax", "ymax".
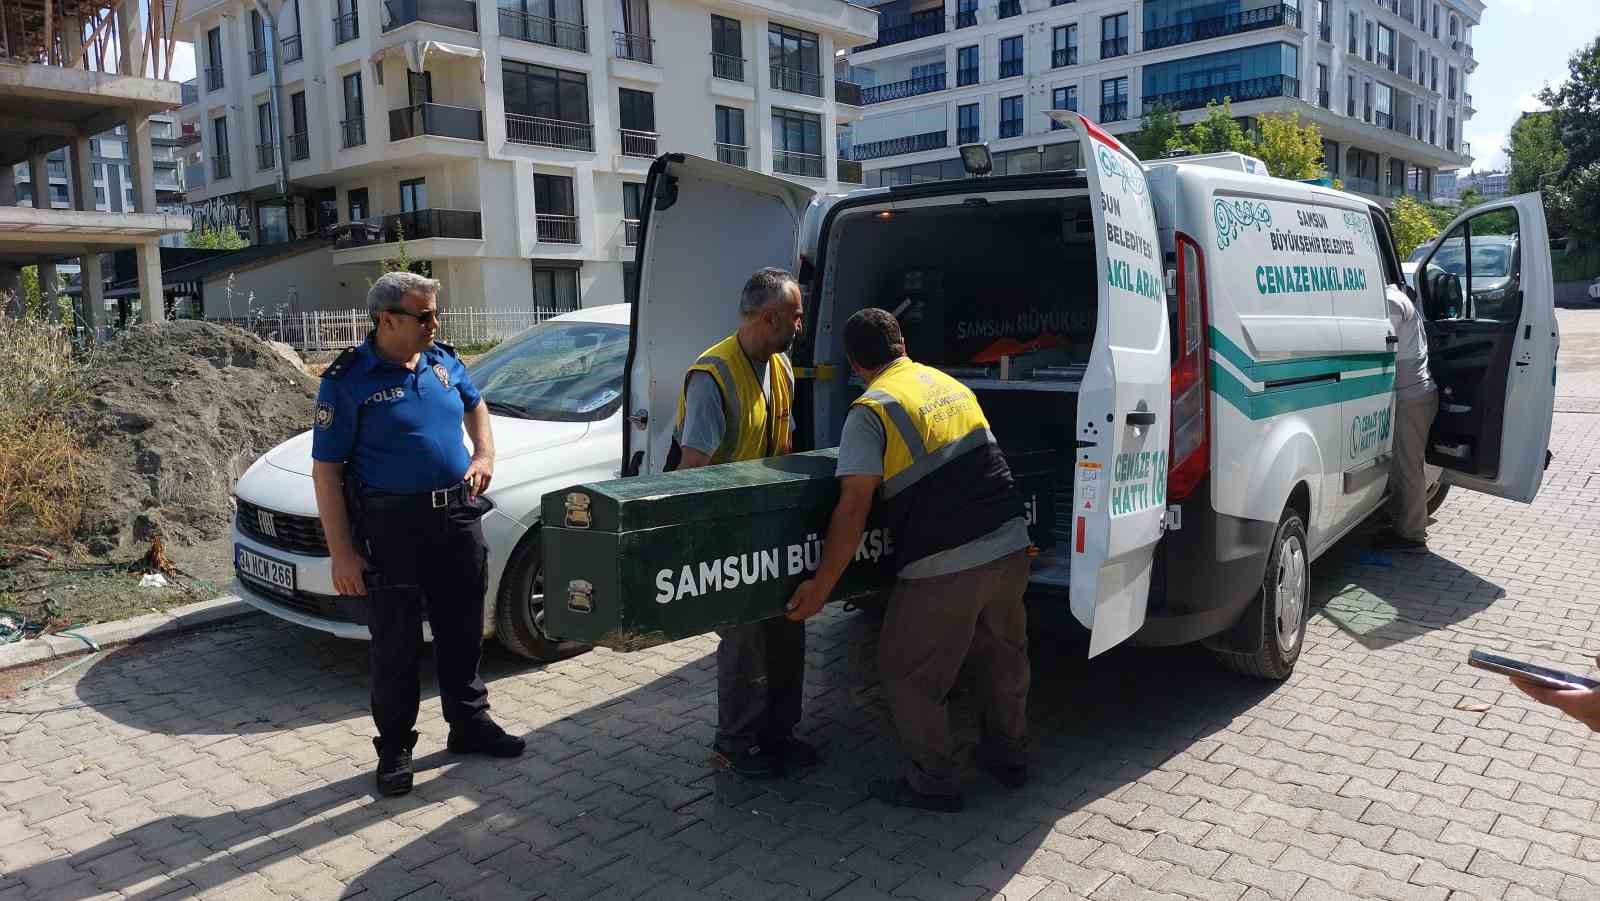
[{"xmin": 1463, "ymin": 0, "xmax": 1600, "ymax": 172}]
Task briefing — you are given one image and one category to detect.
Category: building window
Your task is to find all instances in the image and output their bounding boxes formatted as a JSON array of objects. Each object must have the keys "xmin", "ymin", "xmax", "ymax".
[
  {"xmin": 711, "ymin": 15, "xmax": 743, "ymax": 81},
  {"xmin": 1317, "ymin": 0, "xmax": 1331, "ymax": 40},
  {"xmin": 1447, "ymin": 66, "xmax": 1456, "ymax": 100},
  {"xmin": 958, "ymin": 102, "xmax": 979, "ymax": 144},
  {"xmin": 503, "ymin": 61, "xmax": 593, "ymax": 150},
  {"xmin": 1347, "ymin": 73, "xmax": 1356, "ymax": 116},
  {"xmin": 256, "ymin": 102, "xmax": 275, "ymax": 170},
  {"xmin": 999, "ymin": 36, "xmax": 1023, "ymax": 78},
  {"xmin": 619, "ymin": 88, "xmax": 655, "ymax": 134},
  {"xmin": 957, "ymin": 45, "xmax": 979, "ymax": 86},
  {"xmin": 768, "ymin": 24, "xmax": 822, "ymax": 96},
  {"xmin": 289, "ymin": 91, "xmax": 309, "ymax": 160},
  {"xmin": 1375, "ymin": 83, "xmax": 1393, "ymax": 129},
  {"xmin": 335, "ymin": 0, "xmax": 359, "ymax": 43},
  {"xmin": 348, "ymin": 187, "xmax": 369, "ymax": 222},
  {"xmin": 534, "ymin": 173, "xmax": 579, "ymax": 243},
  {"xmin": 1100, "ymin": 76, "xmax": 1128, "ymax": 122},
  {"xmin": 623, "ymin": 182, "xmax": 644, "ymax": 221},
  {"xmin": 1101, "ymin": 13, "xmax": 1128, "ymax": 59},
  {"xmin": 772, "ymin": 107, "xmax": 824, "ymax": 177},
  {"xmin": 1141, "ymin": 43, "xmax": 1300, "ymax": 113},
  {"xmin": 715, "ymin": 105, "xmax": 746, "ymax": 166},
  {"xmin": 1347, "ymin": 11, "xmax": 1357, "ymax": 54},
  {"xmin": 956, "ymin": 0, "xmax": 978, "ymax": 27},
  {"xmin": 249, "ymin": 10, "xmax": 267, "ymax": 75},
  {"xmin": 999, "ymin": 95, "xmax": 1023, "ymax": 138},
  {"xmin": 1052, "ymin": 25, "xmax": 1077, "ymax": 68},
  {"xmin": 1051, "ymin": 85, "xmax": 1077, "ymax": 128},
  {"xmin": 1377, "ymin": 24, "xmax": 1394, "ymax": 70},
  {"xmin": 1446, "ymin": 115, "xmax": 1455, "ymax": 150},
  {"xmin": 533, "ymin": 267, "xmax": 580, "ymax": 310},
  {"xmin": 399, "ymin": 178, "xmax": 427, "ymax": 213},
  {"xmin": 211, "ymin": 116, "xmax": 231, "ymax": 179},
  {"xmin": 1317, "ymin": 64, "xmax": 1329, "ymax": 107}
]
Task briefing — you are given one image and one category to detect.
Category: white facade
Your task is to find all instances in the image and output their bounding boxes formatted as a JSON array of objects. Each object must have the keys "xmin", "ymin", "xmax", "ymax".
[
  {"xmin": 843, "ymin": 0, "xmax": 1480, "ymax": 204},
  {"xmin": 177, "ymin": 0, "xmax": 876, "ymax": 313}
]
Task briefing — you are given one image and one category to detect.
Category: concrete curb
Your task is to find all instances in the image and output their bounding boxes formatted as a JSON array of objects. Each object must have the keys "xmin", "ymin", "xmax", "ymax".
[{"xmin": 0, "ymin": 595, "xmax": 260, "ymax": 671}]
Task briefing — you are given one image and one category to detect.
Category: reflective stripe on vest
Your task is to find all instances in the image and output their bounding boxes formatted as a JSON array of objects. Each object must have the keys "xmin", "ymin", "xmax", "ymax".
[
  {"xmin": 675, "ymin": 333, "xmax": 794, "ymax": 464},
  {"xmin": 852, "ymin": 358, "xmax": 997, "ymax": 498}
]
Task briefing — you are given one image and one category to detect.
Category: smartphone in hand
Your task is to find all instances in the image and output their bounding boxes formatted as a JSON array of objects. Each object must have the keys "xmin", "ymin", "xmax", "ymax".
[{"xmin": 1468, "ymin": 650, "xmax": 1600, "ymax": 691}]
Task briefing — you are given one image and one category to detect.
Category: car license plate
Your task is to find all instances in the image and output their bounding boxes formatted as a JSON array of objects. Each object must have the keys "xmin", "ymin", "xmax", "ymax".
[{"xmin": 236, "ymin": 545, "xmax": 296, "ymax": 595}]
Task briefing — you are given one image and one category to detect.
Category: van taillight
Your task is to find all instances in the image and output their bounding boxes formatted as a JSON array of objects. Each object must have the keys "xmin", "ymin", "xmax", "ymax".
[{"xmin": 1168, "ymin": 233, "xmax": 1209, "ymax": 502}]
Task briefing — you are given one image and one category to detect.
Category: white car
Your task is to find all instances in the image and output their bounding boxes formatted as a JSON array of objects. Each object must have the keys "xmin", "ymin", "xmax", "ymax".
[{"xmin": 230, "ymin": 304, "xmax": 629, "ymax": 660}]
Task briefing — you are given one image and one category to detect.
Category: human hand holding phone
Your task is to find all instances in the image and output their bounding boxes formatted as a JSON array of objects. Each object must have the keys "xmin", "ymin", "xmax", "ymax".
[{"xmin": 1471, "ymin": 650, "xmax": 1600, "ymax": 733}]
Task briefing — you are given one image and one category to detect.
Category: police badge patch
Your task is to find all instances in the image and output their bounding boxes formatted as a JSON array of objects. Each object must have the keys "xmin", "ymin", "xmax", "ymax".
[
  {"xmin": 433, "ymin": 363, "xmax": 451, "ymax": 388},
  {"xmin": 315, "ymin": 401, "xmax": 335, "ymax": 430}
]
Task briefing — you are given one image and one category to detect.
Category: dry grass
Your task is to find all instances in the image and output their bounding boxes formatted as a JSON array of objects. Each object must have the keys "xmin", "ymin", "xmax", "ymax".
[{"xmin": 0, "ymin": 313, "xmax": 90, "ymax": 545}]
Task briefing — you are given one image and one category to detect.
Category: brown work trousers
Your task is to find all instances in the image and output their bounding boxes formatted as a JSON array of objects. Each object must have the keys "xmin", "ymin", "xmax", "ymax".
[
  {"xmin": 879, "ymin": 550, "xmax": 1031, "ymax": 797},
  {"xmin": 1389, "ymin": 390, "xmax": 1439, "ymax": 542}
]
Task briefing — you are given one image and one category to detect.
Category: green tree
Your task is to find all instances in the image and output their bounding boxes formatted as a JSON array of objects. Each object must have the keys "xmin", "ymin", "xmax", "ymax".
[
  {"xmin": 1540, "ymin": 36, "xmax": 1600, "ymax": 176},
  {"xmin": 1505, "ymin": 111, "xmax": 1567, "ymax": 195},
  {"xmin": 1389, "ymin": 195, "xmax": 1440, "ymax": 258},
  {"xmin": 1169, "ymin": 99, "xmax": 1249, "ymax": 155},
  {"xmin": 1248, "ymin": 112, "xmax": 1327, "ymax": 180},
  {"xmin": 189, "ymin": 224, "xmax": 248, "ymax": 250},
  {"xmin": 18, "ymin": 266, "xmax": 69, "ymax": 321},
  {"xmin": 1127, "ymin": 102, "xmax": 1182, "ymax": 161},
  {"xmin": 1545, "ymin": 161, "xmax": 1600, "ymax": 245},
  {"xmin": 1458, "ymin": 187, "xmax": 1486, "ymax": 209}
]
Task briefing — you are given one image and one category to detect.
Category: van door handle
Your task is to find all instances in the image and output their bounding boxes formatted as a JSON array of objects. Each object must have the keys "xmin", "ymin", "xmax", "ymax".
[
  {"xmin": 1386, "ymin": 336, "xmax": 1399, "ymax": 345},
  {"xmin": 1126, "ymin": 411, "xmax": 1157, "ymax": 426}
]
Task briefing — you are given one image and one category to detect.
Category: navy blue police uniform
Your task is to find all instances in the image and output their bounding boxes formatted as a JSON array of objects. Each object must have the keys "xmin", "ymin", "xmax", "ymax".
[{"xmin": 313, "ymin": 335, "xmax": 492, "ymax": 746}]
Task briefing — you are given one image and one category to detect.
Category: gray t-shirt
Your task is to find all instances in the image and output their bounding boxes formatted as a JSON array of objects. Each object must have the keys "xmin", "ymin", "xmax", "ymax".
[
  {"xmin": 836, "ymin": 404, "xmax": 1031, "ymax": 579},
  {"xmin": 1386, "ymin": 287, "xmax": 1434, "ymax": 401},
  {"xmin": 677, "ymin": 357, "xmax": 794, "ymax": 456}
]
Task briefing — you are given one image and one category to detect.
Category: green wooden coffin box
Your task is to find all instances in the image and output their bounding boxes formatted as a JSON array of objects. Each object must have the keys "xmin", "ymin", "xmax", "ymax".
[{"xmin": 540, "ymin": 450, "xmax": 898, "ymax": 651}]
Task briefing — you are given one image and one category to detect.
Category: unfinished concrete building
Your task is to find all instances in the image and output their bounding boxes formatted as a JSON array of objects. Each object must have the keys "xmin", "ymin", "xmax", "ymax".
[{"xmin": 0, "ymin": 0, "xmax": 191, "ymax": 336}]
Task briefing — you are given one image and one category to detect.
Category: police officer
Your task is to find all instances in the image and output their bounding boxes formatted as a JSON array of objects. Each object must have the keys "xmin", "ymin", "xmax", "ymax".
[
  {"xmin": 786, "ymin": 308, "xmax": 1031, "ymax": 812},
  {"xmin": 312, "ymin": 271, "xmax": 524, "ymax": 798},
  {"xmin": 673, "ymin": 267, "xmax": 817, "ymax": 779}
]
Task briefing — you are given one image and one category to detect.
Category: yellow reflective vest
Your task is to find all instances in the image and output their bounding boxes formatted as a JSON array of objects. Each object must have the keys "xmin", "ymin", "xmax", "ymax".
[{"xmin": 675, "ymin": 333, "xmax": 794, "ymax": 464}]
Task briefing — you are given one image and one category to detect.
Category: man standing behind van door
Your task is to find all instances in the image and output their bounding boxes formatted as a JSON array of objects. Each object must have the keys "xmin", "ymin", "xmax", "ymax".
[
  {"xmin": 786, "ymin": 308, "xmax": 1032, "ymax": 812},
  {"xmin": 672, "ymin": 267, "xmax": 817, "ymax": 780},
  {"xmin": 1377, "ymin": 286, "xmax": 1437, "ymax": 551}
]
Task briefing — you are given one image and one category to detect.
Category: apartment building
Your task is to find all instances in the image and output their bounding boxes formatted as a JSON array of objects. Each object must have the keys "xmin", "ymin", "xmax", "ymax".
[
  {"xmin": 842, "ymin": 0, "xmax": 1481, "ymax": 204},
  {"xmin": 12, "ymin": 115, "xmax": 188, "ymax": 248},
  {"xmin": 176, "ymin": 0, "xmax": 876, "ymax": 314},
  {"xmin": 1455, "ymin": 167, "xmax": 1507, "ymax": 199}
]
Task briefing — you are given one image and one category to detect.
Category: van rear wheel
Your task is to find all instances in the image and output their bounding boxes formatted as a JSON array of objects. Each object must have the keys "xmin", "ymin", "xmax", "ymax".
[
  {"xmin": 1212, "ymin": 507, "xmax": 1308, "ymax": 681},
  {"xmin": 1426, "ymin": 481, "xmax": 1450, "ymax": 516},
  {"xmin": 494, "ymin": 531, "xmax": 590, "ymax": 663}
]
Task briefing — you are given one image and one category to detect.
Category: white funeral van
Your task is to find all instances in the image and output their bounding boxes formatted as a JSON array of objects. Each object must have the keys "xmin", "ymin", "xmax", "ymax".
[{"xmin": 625, "ymin": 113, "xmax": 1558, "ymax": 678}]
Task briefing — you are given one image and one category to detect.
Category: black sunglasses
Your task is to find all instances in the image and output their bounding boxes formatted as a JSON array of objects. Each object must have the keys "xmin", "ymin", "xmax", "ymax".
[{"xmin": 387, "ymin": 308, "xmax": 441, "ymax": 324}]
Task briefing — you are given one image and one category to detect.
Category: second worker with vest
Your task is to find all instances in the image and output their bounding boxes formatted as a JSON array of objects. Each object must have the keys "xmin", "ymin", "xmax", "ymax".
[
  {"xmin": 673, "ymin": 267, "xmax": 818, "ymax": 780},
  {"xmin": 786, "ymin": 307, "xmax": 1033, "ymax": 812}
]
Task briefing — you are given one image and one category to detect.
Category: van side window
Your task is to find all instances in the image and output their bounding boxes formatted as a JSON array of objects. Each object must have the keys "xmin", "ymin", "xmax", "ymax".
[
  {"xmin": 1417, "ymin": 207, "xmax": 1523, "ymax": 323},
  {"xmin": 1368, "ymin": 211, "xmax": 1404, "ymax": 288}
]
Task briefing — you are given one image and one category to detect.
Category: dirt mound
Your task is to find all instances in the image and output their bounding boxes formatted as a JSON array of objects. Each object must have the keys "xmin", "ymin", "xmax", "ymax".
[{"xmin": 68, "ymin": 320, "xmax": 319, "ymax": 556}]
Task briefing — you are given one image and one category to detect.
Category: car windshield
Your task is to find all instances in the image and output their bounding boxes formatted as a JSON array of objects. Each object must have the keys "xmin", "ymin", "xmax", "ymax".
[
  {"xmin": 466, "ymin": 320, "xmax": 629, "ymax": 422},
  {"xmin": 1429, "ymin": 240, "xmax": 1512, "ymax": 279}
]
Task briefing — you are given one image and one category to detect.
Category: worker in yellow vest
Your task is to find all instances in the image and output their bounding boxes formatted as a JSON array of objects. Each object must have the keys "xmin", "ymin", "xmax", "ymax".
[
  {"xmin": 672, "ymin": 267, "xmax": 815, "ymax": 780},
  {"xmin": 786, "ymin": 308, "xmax": 1031, "ymax": 812}
]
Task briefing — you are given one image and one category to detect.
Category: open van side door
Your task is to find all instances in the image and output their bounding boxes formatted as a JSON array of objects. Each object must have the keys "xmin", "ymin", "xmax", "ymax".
[
  {"xmin": 624, "ymin": 155, "xmax": 815, "ymax": 476},
  {"xmin": 1412, "ymin": 193, "xmax": 1557, "ymax": 502},
  {"xmin": 1052, "ymin": 112, "xmax": 1171, "ymax": 657}
]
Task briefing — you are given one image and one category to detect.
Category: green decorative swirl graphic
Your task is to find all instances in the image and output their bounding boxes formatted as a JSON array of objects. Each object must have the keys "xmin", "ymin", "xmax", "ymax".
[
  {"xmin": 1096, "ymin": 145, "xmax": 1147, "ymax": 198},
  {"xmin": 1214, "ymin": 199, "xmax": 1272, "ymax": 249}
]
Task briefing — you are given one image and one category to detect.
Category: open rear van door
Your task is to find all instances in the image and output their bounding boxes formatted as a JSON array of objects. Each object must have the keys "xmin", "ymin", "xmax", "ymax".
[
  {"xmin": 1412, "ymin": 193, "xmax": 1557, "ymax": 502},
  {"xmin": 1049, "ymin": 112, "xmax": 1171, "ymax": 657},
  {"xmin": 624, "ymin": 155, "xmax": 815, "ymax": 476}
]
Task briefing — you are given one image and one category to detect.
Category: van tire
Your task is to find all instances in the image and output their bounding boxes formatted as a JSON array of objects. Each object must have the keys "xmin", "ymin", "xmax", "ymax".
[
  {"xmin": 1212, "ymin": 507, "xmax": 1308, "ymax": 681},
  {"xmin": 494, "ymin": 530, "xmax": 590, "ymax": 663},
  {"xmin": 1426, "ymin": 482, "xmax": 1450, "ymax": 516}
]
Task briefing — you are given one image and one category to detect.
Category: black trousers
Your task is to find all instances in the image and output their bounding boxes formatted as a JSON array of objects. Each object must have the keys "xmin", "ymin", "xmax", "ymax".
[
  {"xmin": 360, "ymin": 498, "xmax": 491, "ymax": 745},
  {"xmin": 714, "ymin": 618, "xmax": 805, "ymax": 753}
]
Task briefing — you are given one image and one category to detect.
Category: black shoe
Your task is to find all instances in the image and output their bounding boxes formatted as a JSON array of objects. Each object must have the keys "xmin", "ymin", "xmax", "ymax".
[
  {"xmin": 374, "ymin": 732, "xmax": 418, "ymax": 797},
  {"xmin": 1371, "ymin": 530, "xmax": 1428, "ymax": 552},
  {"xmin": 868, "ymin": 777, "xmax": 964, "ymax": 812},
  {"xmin": 769, "ymin": 736, "xmax": 821, "ymax": 770},
  {"xmin": 712, "ymin": 743, "xmax": 783, "ymax": 780},
  {"xmin": 447, "ymin": 718, "xmax": 525, "ymax": 758}
]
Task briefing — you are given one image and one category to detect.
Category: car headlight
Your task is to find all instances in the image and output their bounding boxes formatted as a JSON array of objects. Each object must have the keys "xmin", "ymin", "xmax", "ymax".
[{"xmin": 1483, "ymin": 288, "xmax": 1506, "ymax": 301}]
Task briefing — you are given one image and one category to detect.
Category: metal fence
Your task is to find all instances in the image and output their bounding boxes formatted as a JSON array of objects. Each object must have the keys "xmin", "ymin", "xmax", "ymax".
[{"xmin": 209, "ymin": 308, "xmax": 570, "ymax": 352}]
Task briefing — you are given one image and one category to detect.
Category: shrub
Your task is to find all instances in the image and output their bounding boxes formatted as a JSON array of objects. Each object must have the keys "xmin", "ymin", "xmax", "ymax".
[{"xmin": 0, "ymin": 309, "xmax": 90, "ymax": 544}]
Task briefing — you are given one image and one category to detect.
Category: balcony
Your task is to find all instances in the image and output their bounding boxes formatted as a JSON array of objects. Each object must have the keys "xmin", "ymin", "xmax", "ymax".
[
  {"xmin": 184, "ymin": 161, "xmax": 207, "ymax": 188},
  {"xmin": 850, "ymin": 130, "xmax": 947, "ymax": 161},
  {"xmin": 835, "ymin": 80, "xmax": 863, "ymax": 107},
  {"xmin": 205, "ymin": 66, "xmax": 224, "ymax": 91},
  {"xmin": 536, "ymin": 213, "xmax": 580, "ymax": 243},
  {"xmin": 1141, "ymin": 74, "xmax": 1298, "ymax": 114},
  {"xmin": 505, "ymin": 114, "xmax": 594, "ymax": 151},
  {"xmin": 997, "ymin": 0, "xmax": 1021, "ymax": 19},
  {"xmin": 1101, "ymin": 36, "xmax": 1128, "ymax": 58},
  {"xmin": 249, "ymin": 47, "xmax": 266, "ymax": 75},
  {"xmin": 1344, "ymin": 175, "xmax": 1379, "ymax": 195},
  {"xmin": 180, "ymin": 79, "xmax": 199, "ymax": 106},
  {"xmin": 1375, "ymin": 110, "xmax": 1393, "ymax": 130},
  {"xmin": 342, "ymin": 118, "xmax": 367, "ymax": 148},
  {"xmin": 281, "ymin": 33, "xmax": 302, "ymax": 62},
  {"xmin": 999, "ymin": 118, "xmax": 1022, "ymax": 139},
  {"xmin": 957, "ymin": 125, "xmax": 979, "ymax": 144},
  {"xmin": 620, "ymin": 129, "xmax": 658, "ymax": 158},
  {"xmin": 716, "ymin": 143, "xmax": 748, "ymax": 167},
  {"xmin": 336, "ymin": 209, "xmax": 485, "ymax": 247},
  {"xmin": 864, "ymin": 16, "xmax": 946, "ymax": 51},
  {"xmin": 256, "ymin": 143, "xmax": 275, "ymax": 170},
  {"xmin": 288, "ymin": 132, "xmax": 310, "ymax": 161},
  {"xmin": 999, "ymin": 58, "xmax": 1023, "ymax": 78},
  {"xmin": 957, "ymin": 66, "xmax": 979, "ymax": 86},
  {"xmin": 614, "ymin": 31, "xmax": 654, "ymax": 64},
  {"xmin": 498, "ymin": 9, "xmax": 586, "ymax": 51},
  {"xmin": 1347, "ymin": 97, "xmax": 1357, "ymax": 117},
  {"xmin": 1318, "ymin": 89, "xmax": 1330, "ymax": 108},
  {"xmin": 334, "ymin": 13, "xmax": 360, "ymax": 44},
  {"xmin": 389, "ymin": 103, "xmax": 485, "ymax": 141},
  {"xmin": 861, "ymin": 72, "xmax": 945, "ymax": 104},
  {"xmin": 771, "ymin": 66, "xmax": 822, "ymax": 97},
  {"xmin": 213, "ymin": 154, "xmax": 231, "ymax": 179},
  {"xmin": 624, "ymin": 219, "xmax": 640, "ymax": 245},
  {"xmin": 837, "ymin": 159, "xmax": 863, "ymax": 184},
  {"xmin": 1100, "ymin": 101, "xmax": 1128, "ymax": 122},
  {"xmin": 384, "ymin": 0, "xmax": 478, "ymax": 32},
  {"xmin": 712, "ymin": 52, "xmax": 744, "ymax": 81},
  {"xmin": 1378, "ymin": 52, "xmax": 1393, "ymax": 71},
  {"xmin": 1052, "ymin": 47, "xmax": 1077, "ymax": 68},
  {"xmin": 773, "ymin": 150, "xmax": 826, "ymax": 179},
  {"xmin": 1142, "ymin": 4, "xmax": 1298, "ymax": 51},
  {"xmin": 1318, "ymin": 22, "xmax": 1331, "ymax": 42}
]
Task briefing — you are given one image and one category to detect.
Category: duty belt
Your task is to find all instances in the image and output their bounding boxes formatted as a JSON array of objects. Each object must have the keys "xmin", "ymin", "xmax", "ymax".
[{"xmin": 360, "ymin": 482, "xmax": 471, "ymax": 512}]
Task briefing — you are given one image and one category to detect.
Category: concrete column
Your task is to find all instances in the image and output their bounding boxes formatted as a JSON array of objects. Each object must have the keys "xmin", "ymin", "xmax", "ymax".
[
  {"xmin": 117, "ymin": 3, "xmax": 145, "ymax": 77},
  {"xmin": 38, "ymin": 260, "xmax": 61, "ymax": 321},
  {"xmin": 126, "ymin": 113, "xmax": 159, "ymax": 214},
  {"xmin": 28, "ymin": 151, "xmax": 50, "ymax": 209},
  {"xmin": 135, "ymin": 240, "xmax": 164, "ymax": 324},
  {"xmin": 62, "ymin": 17, "xmax": 84, "ymax": 68},
  {"xmin": 69, "ymin": 135, "xmax": 106, "ymax": 339},
  {"xmin": 1377, "ymin": 152, "xmax": 1391, "ymax": 195}
]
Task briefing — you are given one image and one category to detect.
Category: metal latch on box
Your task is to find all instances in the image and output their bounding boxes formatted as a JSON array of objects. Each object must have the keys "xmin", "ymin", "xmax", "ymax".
[{"xmin": 1162, "ymin": 505, "xmax": 1182, "ymax": 531}]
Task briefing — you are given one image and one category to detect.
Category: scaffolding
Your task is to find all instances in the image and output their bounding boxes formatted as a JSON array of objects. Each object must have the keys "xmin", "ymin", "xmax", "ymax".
[{"xmin": 0, "ymin": 0, "xmax": 183, "ymax": 79}]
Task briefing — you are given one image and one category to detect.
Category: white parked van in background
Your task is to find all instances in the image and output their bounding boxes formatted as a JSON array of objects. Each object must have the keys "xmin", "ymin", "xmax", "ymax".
[{"xmin": 625, "ymin": 113, "xmax": 1558, "ymax": 679}]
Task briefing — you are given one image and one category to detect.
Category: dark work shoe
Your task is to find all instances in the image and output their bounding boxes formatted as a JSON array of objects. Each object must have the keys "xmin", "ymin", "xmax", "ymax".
[
  {"xmin": 374, "ymin": 732, "xmax": 418, "ymax": 797},
  {"xmin": 868, "ymin": 777, "xmax": 964, "ymax": 813},
  {"xmin": 447, "ymin": 718, "xmax": 526, "ymax": 758},
  {"xmin": 1372, "ymin": 529, "xmax": 1428, "ymax": 552},
  {"xmin": 711, "ymin": 743, "xmax": 783, "ymax": 780}
]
